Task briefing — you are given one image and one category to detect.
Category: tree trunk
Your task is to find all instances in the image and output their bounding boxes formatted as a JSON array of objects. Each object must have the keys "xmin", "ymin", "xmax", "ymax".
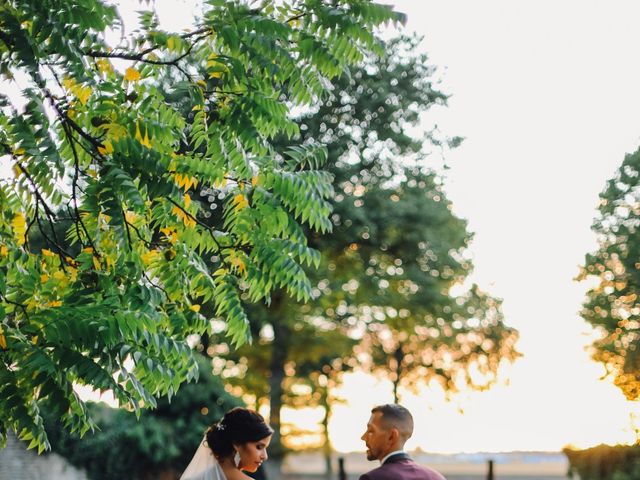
[
  {"xmin": 392, "ymin": 376, "xmax": 400, "ymax": 403},
  {"xmin": 266, "ymin": 298, "xmax": 291, "ymax": 478},
  {"xmin": 392, "ymin": 346, "xmax": 404, "ymax": 403},
  {"xmin": 321, "ymin": 391, "xmax": 333, "ymax": 480}
]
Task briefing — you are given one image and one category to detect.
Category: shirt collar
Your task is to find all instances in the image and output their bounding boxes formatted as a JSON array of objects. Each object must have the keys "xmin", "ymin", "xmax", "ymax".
[{"xmin": 380, "ymin": 450, "xmax": 405, "ymax": 465}]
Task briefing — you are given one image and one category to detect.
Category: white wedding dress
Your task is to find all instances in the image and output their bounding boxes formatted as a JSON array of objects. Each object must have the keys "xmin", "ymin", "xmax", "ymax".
[{"xmin": 180, "ymin": 437, "xmax": 226, "ymax": 480}]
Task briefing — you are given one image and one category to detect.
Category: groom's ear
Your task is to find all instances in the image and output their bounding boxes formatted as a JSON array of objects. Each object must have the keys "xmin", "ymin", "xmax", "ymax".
[{"xmin": 388, "ymin": 427, "xmax": 400, "ymax": 443}]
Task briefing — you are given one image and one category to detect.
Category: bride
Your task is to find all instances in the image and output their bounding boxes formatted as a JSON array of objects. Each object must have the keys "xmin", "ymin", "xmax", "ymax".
[{"xmin": 181, "ymin": 407, "xmax": 274, "ymax": 480}]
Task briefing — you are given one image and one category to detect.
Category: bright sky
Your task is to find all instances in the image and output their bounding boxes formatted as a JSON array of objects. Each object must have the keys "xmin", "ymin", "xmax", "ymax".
[
  {"xmin": 5, "ymin": 0, "xmax": 640, "ymax": 455},
  {"xmin": 322, "ymin": 0, "xmax": 640, "ymax": 454}
]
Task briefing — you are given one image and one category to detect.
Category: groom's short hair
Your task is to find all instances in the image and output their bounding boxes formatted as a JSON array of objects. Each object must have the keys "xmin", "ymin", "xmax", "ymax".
[{"xmin": 371, "ymin": 404, "xmax": 414, "ymax": 440}]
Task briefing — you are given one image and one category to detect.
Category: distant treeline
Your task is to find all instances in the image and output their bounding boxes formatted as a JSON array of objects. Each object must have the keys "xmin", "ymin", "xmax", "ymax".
[{"xmin": 564, "ymin": 444, "xmax": 640, "ymax": 480}]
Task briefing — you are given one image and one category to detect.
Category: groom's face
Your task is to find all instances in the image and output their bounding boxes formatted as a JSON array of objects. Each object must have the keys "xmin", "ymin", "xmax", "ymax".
[{"xmin": 361, "ymin": 411, "xmax": 389, "ymax": 461}]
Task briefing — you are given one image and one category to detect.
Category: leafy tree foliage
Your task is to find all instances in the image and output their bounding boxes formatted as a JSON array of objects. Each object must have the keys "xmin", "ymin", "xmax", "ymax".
[
  {"xmin": 298, "ymin": 36, "xmax": 519, "ymax": 403},
  {"xmin": 209, "ymin": 35, "xmax": 520, "ymax": 473},
  {"xmin": 578, "ymin": 149, "xmax": 640, "ymax": 400},
  {"xmin": 354, "ymin": 186, "xmax": 517, "ymax": 402},
  {"xmin": 44, "ymin": 355, "xmax": 242, "ymax": 480},
  {"xmin": 0, "ymin": 0, "xmax": 395, "ymax": 451}
]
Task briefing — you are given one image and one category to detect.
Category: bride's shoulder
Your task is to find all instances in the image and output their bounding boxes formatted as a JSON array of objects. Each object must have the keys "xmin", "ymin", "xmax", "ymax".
[{"xmin": 223, "ymin": 470, "xmax": 254, "ymax": 480}]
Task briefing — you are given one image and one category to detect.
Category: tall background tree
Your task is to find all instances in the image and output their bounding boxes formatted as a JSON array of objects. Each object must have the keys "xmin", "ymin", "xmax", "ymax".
[
  {"xmin": 207, "ymin": 35, "xmax": 520, "ymax": 477},
  {"xmin": 577, "ymin": 149, "xmax": 640, "ymax": 400},
  {"xmin": 0, "ymin": 0, "xmax": 395, "ymax": 452}
]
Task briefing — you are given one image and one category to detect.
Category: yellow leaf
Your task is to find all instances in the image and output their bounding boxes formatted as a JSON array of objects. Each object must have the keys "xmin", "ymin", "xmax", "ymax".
[
  {"xmin": 32, "ymin": 336, "xmax": 38, "ymax": 345},
  {"xmin": 62, "ymin": 77, "xmax": 75, "ymax": 90},
  {"xmin": 231, "ymin": 256, "xmax": 246, "ymax": 275},
  {"xmin": 0, "ymin": 331, "xmax": 6, "ymax": 349},
  {"xmin": 184, "ymin": 193, "xmax": 191, "ymax": 209},
  {"xmin": 11, "ymin": 213, "xmax": 26, "ymax": 246},
  {"xmin": 142, "ymin": 129, "xmax": 152, "ymax": 149},
  {"xmin": 167, "ymin": 36, "xmax": 175, "ymax": 51},
  {"xmin": 172, "ymin": 205, "xmax": 196, "ymax": 228},
  {"xmin": 92, "ymin": 256, "xmax": 101, "ymax": 270},
  {"xmin": 76, "ymin": 85, "xmax": 92, "ymax": 105},
  {"xmin": 135, "ymin": 122, "xmax": 152, "ymax": 148},
  {"xmin": 173, "ymin": 173, "xmax": 198, "ymax": 192},
  {"xmin": 190, "ymin": 304, "xmax": 201, "ymax": 312},
  {"xmin": 62, "ymin": 77, "xmax": 92, "ymax": 105},
  {"xmin": 100, "ymin": 122, "xmax": 127, "ymax": 140},
  {"xmin": 125, "ymin": 67, "xmax": 141, "ymax": 82},
  {"xmin": 232, "ymin": 194, "xmax": 249, "ymax": 212},
  {"xmin": 53, "ymin": 271, "xmax": 66, "ymax": 281},
  {"xmin": 124, "ymin": 211, "xmax": 138, "ymax": 223},
  {"xmin": 97, "ymin": 140, "xmax": 114, "ymax": 155},
  {"xmin": 47, "ymin": 300, "xmax": 62, "ymax": 307},
  {"xmin": 141, "ymin": 249, "xmax": 160, "ymax": 266},
  {"xmin": 0, "ymin": 245, "xmax": 8, "ymax": 257},
  {"xmin": 40, "ymin": 274, "xmax": 49, "ymax": 283},
  {"xmin": 15, "ymin": 148, "xmax": 25, "ymax": 155},
  {"xmin": 41, "ymin": 248, "xmax": 55, "ymax": 257},
  {"xmin": 160, "ymin": 227, "xmax": 179, "ymax": 244},
  {"xmin": 68, "ymin": 267, "xmax": 78, "ymax": 282},
  {"xmin": 96, "ymin": 58, "xmax": 113, "ymax": 74},
  {"xmin": 82, "ymin": 247, "xmax": 94, "ymax": 254},
  {"xmin": 251, "ymin": 176, "xmax": 259, "ymax": 187}
]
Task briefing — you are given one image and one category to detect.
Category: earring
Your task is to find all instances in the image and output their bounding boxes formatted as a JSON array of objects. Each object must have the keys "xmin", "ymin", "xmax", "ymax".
[{"xmin": 234, "ymin": 450, "xmax": 241, "ymax": 468}]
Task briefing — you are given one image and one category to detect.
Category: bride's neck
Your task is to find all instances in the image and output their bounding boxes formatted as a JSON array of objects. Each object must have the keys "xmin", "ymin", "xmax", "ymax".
[{"xmin": 220, "ymin": 458, "xmax": 245, "ymax": 479}]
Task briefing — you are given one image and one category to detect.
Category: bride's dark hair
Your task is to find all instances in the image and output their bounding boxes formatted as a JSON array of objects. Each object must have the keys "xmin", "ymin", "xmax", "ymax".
[{"xmin": 205, "ymin": 407, "xmax": 273, "ymax": 459}]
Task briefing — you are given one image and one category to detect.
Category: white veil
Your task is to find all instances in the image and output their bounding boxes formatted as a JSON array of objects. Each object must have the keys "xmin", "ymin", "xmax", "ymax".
[{"xmin": 180, "ymin": 436, "xmax": 226, "ymax": 480}]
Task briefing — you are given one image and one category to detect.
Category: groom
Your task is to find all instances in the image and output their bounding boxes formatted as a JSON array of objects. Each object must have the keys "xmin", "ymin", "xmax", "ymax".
[{"xmin": 359, "ymin": 404, "xmax": 446, "ymax": 480}]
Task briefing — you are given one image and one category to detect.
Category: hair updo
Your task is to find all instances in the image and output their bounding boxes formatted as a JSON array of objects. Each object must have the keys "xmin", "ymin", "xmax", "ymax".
[{"xmin": 205, "ymin": 407, "xmax": 274, "ymax": 459}]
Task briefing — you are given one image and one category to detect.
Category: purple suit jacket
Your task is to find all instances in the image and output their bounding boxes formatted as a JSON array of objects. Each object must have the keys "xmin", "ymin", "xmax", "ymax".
[{"xmin": 359, "ymin": 453, "xmax": 446, "ymax": 480}]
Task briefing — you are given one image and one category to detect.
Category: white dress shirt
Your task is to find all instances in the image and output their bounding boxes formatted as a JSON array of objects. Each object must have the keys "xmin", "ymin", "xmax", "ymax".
[{"xmin": 380, "ymin": 450, "xmax": 405, "ymax": 465}]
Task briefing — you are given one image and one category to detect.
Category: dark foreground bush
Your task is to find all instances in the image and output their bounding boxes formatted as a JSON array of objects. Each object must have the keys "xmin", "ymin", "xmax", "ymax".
[
  {"xmin": 43, "ymin": 356, "xmax": 242, "ymax": 480},
  {"xmin": 564, "ymin": 444, "xmax": 640, "ymax": 480}
]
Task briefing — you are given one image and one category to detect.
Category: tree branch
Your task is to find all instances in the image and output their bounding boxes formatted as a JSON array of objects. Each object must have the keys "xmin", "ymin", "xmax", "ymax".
[
  {"xmin": 59, "ymin": 121, "xmax": 100, "ymax": 254},
  {"xmin": 166, "ymin": 197, "xmax": 222, "ymax": 252},
  {"xmin": 0, "ymin": 292, "xmax": 29, "ymax": 320},
  {"xmin": 83, "ymin": 28, "xmax": 212, "ymax": 65}
]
